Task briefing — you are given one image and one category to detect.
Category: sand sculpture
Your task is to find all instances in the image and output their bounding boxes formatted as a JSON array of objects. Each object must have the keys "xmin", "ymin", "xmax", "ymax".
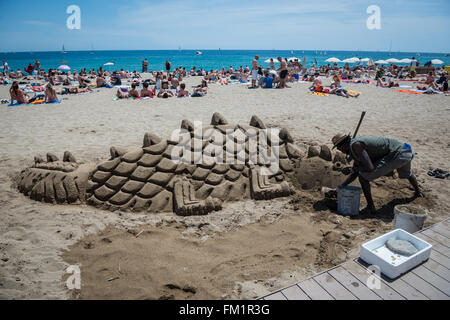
[{"xmin": 16, "ymin": 113, "xmax": 346, "ymax": 216}]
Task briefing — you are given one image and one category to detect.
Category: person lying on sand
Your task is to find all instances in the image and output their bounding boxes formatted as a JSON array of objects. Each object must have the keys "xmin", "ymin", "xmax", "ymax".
[
  {"xmin": 44, "ymin": 83, "xmax": 58, "ymax": 103},
  {"xmin": 332, "ymin": 133, "xmax": 422, "ymax": 215},
  {"xmin": 376, "ymin": 77, "xmax": 398, "ymax": 88},
  {"xmin": 59, "ymin": 86, "xmax": 92, "ymax": 95},
  {"xmin": 10, "ymin": 81, "xmax": 29, "ymax": 104},
  {"xmin": 157, "ymin": 82, "xmax": 174, "ymax": 99},
  {"xmin": 330, "ymin": 75, "xmax": 359, "ymax": 98},
  {"xmin": 177, "ymin": 83, "xmax": 189, "ymax": 97}
]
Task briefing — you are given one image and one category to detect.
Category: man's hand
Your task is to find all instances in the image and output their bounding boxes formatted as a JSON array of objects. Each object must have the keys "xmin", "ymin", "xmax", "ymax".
[{"xmin": 342, "ymin": 167, "xmax": 353, "ymax": 176}]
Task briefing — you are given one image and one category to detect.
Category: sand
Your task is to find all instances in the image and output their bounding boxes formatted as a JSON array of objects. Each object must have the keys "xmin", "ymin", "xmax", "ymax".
[{"xmin": 0, "ymin": 76, "xmax": 449, "ymax": 300}]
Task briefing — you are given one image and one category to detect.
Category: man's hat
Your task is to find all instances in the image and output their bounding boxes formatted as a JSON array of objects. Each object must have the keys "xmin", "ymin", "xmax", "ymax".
[{"xmin": 332, "ymin": 132, "xmax": 351, "ymax": 149}]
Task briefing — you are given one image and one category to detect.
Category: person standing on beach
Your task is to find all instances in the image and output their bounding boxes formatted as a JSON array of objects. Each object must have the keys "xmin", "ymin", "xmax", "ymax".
[
  {"xmin": 410, "ymin": 57, "xmax": 417, "ymax": 77},
  {"xmin": 277, "ymin": 57, "xmax": 290, "ymax": 88},
  {"xmin": 332, "ymin": 133, "xmax": 422, "ymax": 215},
  {"xmin": 2, "ymin": 60, "xmax": 8, "ymax": 75},
  {"xmin": 34, "ymin": 60, "xmax": 41, "ymax": 72},
  {"xmin": 142, "ymin": 58, "xmax": 148, "ymax": 73},
  {"xmin": 250, "ymin": 55, "xmax": 259, "ymax": 88},
  {"xmin": 165, "ymin": 59, "xmax": 171, "ymax": 75}
]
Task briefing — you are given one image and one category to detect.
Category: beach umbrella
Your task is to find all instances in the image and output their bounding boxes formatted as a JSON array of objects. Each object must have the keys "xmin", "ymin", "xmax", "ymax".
[
  {"xmin": 375, "ymin": 60, "xmax": 389, "ymax": 64},
  {"xmin": 386, "ymin": 58, "xmax": 401, "ymax": 63},
  {"xmin": 287, "ymin": 57, "xmax": 300, "ymax": 62},
  {"xmin": 342, "ymin": 57, "xmax": 360, "ymax": 63},
  {"xmin": 325, "ymin": 57, "xmax": 341, "ymax": 63},
  {"xmin": 367, "ymin": 58, "xmax": 375, "ymax": 66},
  {"xmin": 104, "ymin": 62, "xmax": 115, "ymax": 66},
  {"xmin": 398, "ymin": 58, "xmax": 412, "ymax": 64},
  {"xmin": 264, "ymin": 58, "xmax": 279, "ymax": 64},
  {"xmin": 431, "ymin": 59, "xmax": 444, "ymax": 65},
  {"xmin": 360, "ymin": 58, "xmax": 370, "ymax": 62},
  {"xmin": 57, "ymin": 65, "xmax": 71, "ymax": 71}
]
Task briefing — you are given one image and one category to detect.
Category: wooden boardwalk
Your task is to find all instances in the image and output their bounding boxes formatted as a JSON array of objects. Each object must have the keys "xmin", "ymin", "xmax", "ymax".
[{"xmin": 260, "ymin": 218, "xmax": 450, "ymax": 300}]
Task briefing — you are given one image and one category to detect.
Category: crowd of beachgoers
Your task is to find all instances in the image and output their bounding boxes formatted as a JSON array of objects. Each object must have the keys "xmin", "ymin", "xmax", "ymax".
[{"xmin": 1, "ymin": 55, "xmax": 449, "ymax": 105}]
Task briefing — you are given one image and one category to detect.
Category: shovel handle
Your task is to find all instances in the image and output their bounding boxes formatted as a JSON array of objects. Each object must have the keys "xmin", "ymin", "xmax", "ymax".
[{"xmin": 353, "ymin": 111, "xmax": 366, "ymax": 138}]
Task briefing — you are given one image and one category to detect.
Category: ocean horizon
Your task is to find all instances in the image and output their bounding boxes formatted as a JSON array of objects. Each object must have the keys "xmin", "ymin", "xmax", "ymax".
[{"xmin": 1, "ymin": 49, "xmax": 449, "ymax": 73}]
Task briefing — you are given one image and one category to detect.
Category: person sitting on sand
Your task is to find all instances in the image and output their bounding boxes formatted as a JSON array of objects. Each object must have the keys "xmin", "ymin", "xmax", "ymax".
[
  {"xmin": 96, "ymin": 75, "xmax": 112, "ymax": 88},
  {"xmin": 308, "ymin": 72, "xmax": 323, "ymax": 92},
  {"xmin": 424, "ymin": 72, "xmax": 439, "ymax": 91},
  {"xmin": 10, "ymin": 81, "xmax": 29, "ymax": 104},
  {"xmin": 262, "ymin": 72, "xmax": 274, "ymax": 88},
  {"xmin": 170, "ymin": 75, "xmax": 180, "ymax": 89},
  {"xmin": 44, "ymin": 83, "xmax": 59, "ymax": 103},
  {"xmin": 129, "ymin": 83, "xmax": 140, "ymax": 98},
  {"xmin": 332, "ymin": 132, "xmax": 423, "ymax": 215},
  {"xmin": 193, "ymin": 80, "xmax": 208, "ymax": 95},
  {"xmin": 140, "ymin": 82, "xmax": 154, "ymax": 98},
  {"xmin": 110, "ymin": 72, "xmax": 122, "ymax": 86},
  {"xmin": 436, "ymin": 73, "xmax": 448, "ymax": 93},
  {"xmin": 177, "ymin": 83, "xmax": 189, "ymax": 97},
  {"xmin": 116, "ymin": 87, "xmax": 130, "ymax": 99},
  {"xmin": 330, "ymin": 75, "xmax": 359, "ymax": 98}
]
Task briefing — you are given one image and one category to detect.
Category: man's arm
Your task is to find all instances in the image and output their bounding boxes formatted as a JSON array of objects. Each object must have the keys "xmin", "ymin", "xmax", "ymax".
[{"xmin": 352, "ymin": 142, "xmax": 374, "ymax": 172}]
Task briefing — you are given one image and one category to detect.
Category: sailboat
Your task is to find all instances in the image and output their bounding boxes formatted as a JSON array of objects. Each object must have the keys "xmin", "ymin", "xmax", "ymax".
[
  {"xmin": 196, "ymin": 51, "xmax": 202, "ymax": 56},
  {"xmin": 62, "ymin": 45, "xmax": 67, "ymax": 54},
  {"xmin": 90, "ymin": 44, "xmax": 95, "ymax": 55}
]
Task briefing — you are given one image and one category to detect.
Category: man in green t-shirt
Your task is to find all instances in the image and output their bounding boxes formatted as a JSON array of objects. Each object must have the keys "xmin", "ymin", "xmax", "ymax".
[{"xmin": 331, "ymin": 133, "xmax": 423, "ymax": 214}]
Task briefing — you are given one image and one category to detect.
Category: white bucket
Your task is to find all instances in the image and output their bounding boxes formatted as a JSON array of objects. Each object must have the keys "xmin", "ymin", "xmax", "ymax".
[
  {"xmin": 393, "ymin": 205, "xmax": 427, "ymax": 233},
  {"xmin": 337, "ymin": 186, "xmax": 362, "ymax": 216}
]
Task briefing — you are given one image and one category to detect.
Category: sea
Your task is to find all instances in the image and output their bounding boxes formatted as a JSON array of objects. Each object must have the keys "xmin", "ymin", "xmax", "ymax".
[{"xmin": 1, "ymin": 50, "xmax": 449, "ymax": 73}]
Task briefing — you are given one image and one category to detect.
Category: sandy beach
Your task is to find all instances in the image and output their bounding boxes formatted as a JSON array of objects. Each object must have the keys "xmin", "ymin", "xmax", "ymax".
[{"xmin": 0, "ymin": 76, "xmax": 449, "ymax": 300}]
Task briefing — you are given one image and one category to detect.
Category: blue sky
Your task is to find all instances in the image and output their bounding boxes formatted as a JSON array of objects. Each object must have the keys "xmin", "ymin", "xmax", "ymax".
[{"xmin": 1, "ymin": 0, "xmax": 449, "ymax": 52}]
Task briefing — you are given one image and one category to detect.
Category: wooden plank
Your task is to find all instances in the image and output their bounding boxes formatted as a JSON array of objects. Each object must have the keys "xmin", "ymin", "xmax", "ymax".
[
  {"xmin": 313, "ymin": 272, "xmax": 357, "ymax": 300},
  {"xmin": 422, "ymin": 258, "xmax": 450, "ymax": 280},
  {"xmin": 328, "ymin": 267, "xmax": 381, "ymax": 300},
  {"xmin": 264, "ymin": 291, "xmax": 287, "ymax": 300},
  {"xmin": 298, "ymin": 278, "xmax": 334, "ymax": 300},
  {"xmin": 412, "ymin": 265, "xmax": 450, "ymax": 296},
  {"xmin": 356, "ymin": 259, "xmax": 429, "ymax": 300},
  {"xmin": 281, "ymin": 285, "xmax": 311, "ymax": 300},
  {"xmin": 416, "ymin": 233, "xmax": 450, "ymax": 261},
  {"xmin": 401, "ymin": 272, "xmax": 449, "ymax": 300},
  {"xmin": 342, "ymin": 260, "xmax": 405, "ymax": 300},
  {"xmin": 431, "ymin": 222, "xmax": 450, "ymax": 237},
  {"xmin": 422, "ymin": 228, "xmax": 450, "ymax": 248},
  {"xmin": 439, "ymin": 219, "xmax": 450, "ymax": 230}
]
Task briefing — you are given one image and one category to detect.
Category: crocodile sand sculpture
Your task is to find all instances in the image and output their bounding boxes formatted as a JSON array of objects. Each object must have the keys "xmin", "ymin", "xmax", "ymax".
[{"xmin": 16, "ymin": 113, "xmax": 346, "ymax": 216}]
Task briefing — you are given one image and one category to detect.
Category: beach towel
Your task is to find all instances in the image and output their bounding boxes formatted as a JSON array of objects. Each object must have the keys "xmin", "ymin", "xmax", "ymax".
[
  {"xmin": 308, "ymin": 92, "xmax": 328, "ymax": 96},
  {"xmin": 8, "ymin": 99, "xmax": 61, "ymax": 106},
  {"xmin": 394, "ymin": 90, "xmax": 423, "ymax": 95},
  {"xmin": 347, "ymin": 90, "xmax": 361, "ymax": 95}
]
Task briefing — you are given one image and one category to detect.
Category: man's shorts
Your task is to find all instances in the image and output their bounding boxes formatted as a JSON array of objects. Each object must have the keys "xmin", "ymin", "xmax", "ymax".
[
  {"xmin": 252, "ymin": 69, "xmax": 258, "ymax": 80},
  {"xmin": 359, "ymin": 148, "xmax": 414, "ymax": 182}
]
